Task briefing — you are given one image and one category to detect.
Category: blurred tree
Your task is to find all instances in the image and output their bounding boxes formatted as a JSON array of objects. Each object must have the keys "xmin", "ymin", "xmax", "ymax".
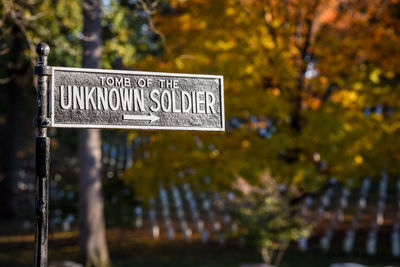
[
  {"xmin": 230, "ymin": 174, "xmax": 311, "ymax": 265},
  {"xmin": 78, "ymin": 0, "xmax": 110, "ymax": 266},
  {"xmin": 0, "ymin": 0, "xmax": 44, "ymax": 220},
  {"xmin": 124, "ymin": 0, "xmax": 400, "ymax": 194},
  {"xmin": 0, "ymin": 0, "xmax": 83, "ymax": 220},
  {"xmin": 0, "ymin": 0, "xmax": 160, "ymax": 264},
  {"xmin": 122, "ymin": 0, "xmax": 400, "ymax": 259}
]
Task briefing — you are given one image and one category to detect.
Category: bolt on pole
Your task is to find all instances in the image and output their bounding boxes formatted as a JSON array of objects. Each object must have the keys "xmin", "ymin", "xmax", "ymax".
[{"xmin": 34, "ymin": 42, "xmax": 51, "ymax": 267}]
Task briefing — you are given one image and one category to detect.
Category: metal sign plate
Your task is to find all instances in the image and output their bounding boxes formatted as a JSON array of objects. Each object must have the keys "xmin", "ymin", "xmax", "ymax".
[{"xmin": 49, "ymin": 67, "xmax": 224, "ymax": 131}]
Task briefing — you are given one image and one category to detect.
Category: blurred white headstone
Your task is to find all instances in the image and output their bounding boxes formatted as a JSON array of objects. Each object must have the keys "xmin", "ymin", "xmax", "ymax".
[
  {"xmin": 62, "ymin": 214, "xmax": 74, "ymax": 232},
  {"xmin": 196, "ymin": 220, "xmax": 204, "ymax": 232},
  {"xmin": 320, "ymin": 235, "xmax": 330, "ymax": 251},
  {"xmin": 223, "ymin": 214, "xmax": 231, "ymax": 224},
  {"xmin": 337, "ymin": 209, "xmax": 344, "ymax": 222},
  {"xmin": 213, "ymin": 221, "xmax": 221, "ymax": 232},
  {"xmin": 377, "ymin": 211, "xmax": 384, "ymax": 226},
  {"xmin": 203, "ymin": 199, "xmax": 211, "ymax": 210},
  {"xmin": 166, "ymin": 226, "xmax": 175, "ymax": 240},
  {"xmin": 201, "ymin": 229, "xmax": 209, "ymax": 244},
  {"xmin": 162, "ymin": 208, "xmax": 169, "ymax": 218},
  {"xmin": 305, "ymin": 196, "xmax": 313, "ymax": 207},
  {"xmin": 343, "ymin": 230, "xmax": 354, "ymax": 253},
  {"xmin": 231, "ymin": 222, "xmax": 238, "ymax": 233},
  {"xmin": 62, "ymin": 220, "xmax": 71, "ymax": 232},
  {"xmin": 391, "ymin": 231, "xmax": 400, "ymax": 257},
  {"xmin": 366, "ymin": 231, "xmax": 377, "ymax": 255},
  {"xmin": 340, "ymin": 197, "xmax": 348, "ymax": 209},
  {"xmin": 318, "ymin": 205, "xmax": 325, "ymax": 216},
  {"xmin": 135, "ymin": 206, "xmax": 142, "ymax": 215},
  {"xmin": 149, "ymin": 209, "xmax": 156, "ymax": 223},
  {"xmin": 227, "ymin": 191, "xmax": 235, "ymax": 201},
  {"xmin": 180, "ymin": 221, "xmax": 188, "ymax": 231},
  {"xmin": 322, "ymin": 195, "xmax": 330, "ymax": 207},
  {"xmin": 152, "ymin": 224, "xmax": 160, "ymax": 239},
  {"xmin": 135, "ymin": 217, "xmax": 143, "ymax": 228},
  {"xmin": 135, "ymin": 206, "xmax": 143, "ymax": 228},
  {"xmin": 192, "ymin": 209, "xmax": 199, "ymax": 221},
  {"xmin": 378, "ymin": 199, "xmax": 385, "ymax": 212},
  {"xmin": 184, "ymin": 227, "xmax": 192, "ymax": 241},
  {"xmin": 379, "ymin": 180, "xmax": 387, "ymax": 199},
  {"xmin": 177, "ymin": 208, "xmax": 184, "ymax": 219},
  {"xmin": 359, "ymin": 198, "xmax": 366, "ymax": 210},
  {"xmin": 361, "ymin": 178, "xmax": 370, "ymax": 195},
  {"xmin": 165, "ymin": 217, "xmax": 172, "ymax": 227},
  {"xmin": 298, "ymin": 237, "xmax": 308, "ymax": 252}
]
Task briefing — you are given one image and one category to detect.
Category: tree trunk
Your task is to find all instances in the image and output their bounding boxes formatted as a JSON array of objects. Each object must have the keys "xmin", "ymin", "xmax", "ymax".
[
  {"xmin": 0, "ymin": 28, "xmax": 29, "ymax": 221},
  {"xmin": 79, "ymin": 0, "xmax": 110, "ymax": 266},
  {"xmin": 78, "ymin": 130, "xmax": 109, "ymax": 267}
]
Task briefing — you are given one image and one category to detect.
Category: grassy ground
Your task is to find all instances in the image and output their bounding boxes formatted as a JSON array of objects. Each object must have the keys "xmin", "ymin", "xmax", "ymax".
[{"xmin": 0, "ymin": 227, "xmax": 399, "ymax": 267}]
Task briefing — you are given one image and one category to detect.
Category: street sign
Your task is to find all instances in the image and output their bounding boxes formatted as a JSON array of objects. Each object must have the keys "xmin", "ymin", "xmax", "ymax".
[
  {"xmin": 49, "ymin": 67, "xmax": 224, "ymax": 131},
  {"xmin": 34, "ymin": 42, "xmax": 225, "ymax": 267}
]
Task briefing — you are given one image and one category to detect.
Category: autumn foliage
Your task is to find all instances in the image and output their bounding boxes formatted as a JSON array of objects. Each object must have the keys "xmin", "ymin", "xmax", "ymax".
[{"xmin": 122, "ymin": 0, "xmax": 400, "ymax": 196}]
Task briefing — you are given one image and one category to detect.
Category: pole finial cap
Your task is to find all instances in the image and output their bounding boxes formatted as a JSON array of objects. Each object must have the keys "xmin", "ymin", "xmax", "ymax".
[{"xmin": 36, "ymin": 42, "xmax": 50, "ymax": 56}]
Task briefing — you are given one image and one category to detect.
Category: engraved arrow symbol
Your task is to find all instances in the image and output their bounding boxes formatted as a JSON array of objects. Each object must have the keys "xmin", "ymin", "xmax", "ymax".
[{"xmin": 123, "ymin": 113, "xmax": 160, "ymax": 123}]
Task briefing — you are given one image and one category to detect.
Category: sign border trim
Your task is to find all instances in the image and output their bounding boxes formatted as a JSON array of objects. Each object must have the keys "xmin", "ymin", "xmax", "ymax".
[{"xmin": 49, "ymin": 67, "xmax": 225, "ymax": 131}]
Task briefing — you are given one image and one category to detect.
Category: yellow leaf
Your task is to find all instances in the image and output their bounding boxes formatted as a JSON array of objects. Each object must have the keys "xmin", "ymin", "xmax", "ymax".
[
  {"xmin": 355, "ymin": 155, "xmax": 363, "ymax": 165},
  {"xmin": 369, "ymin": 69, "xmax": 381, "ymax": 84}
]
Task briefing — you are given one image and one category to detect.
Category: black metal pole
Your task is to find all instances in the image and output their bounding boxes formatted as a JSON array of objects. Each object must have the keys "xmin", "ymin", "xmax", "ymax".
[{"xmin": 34, "ymin": 42, "xmax": 51, "ymax": 267}]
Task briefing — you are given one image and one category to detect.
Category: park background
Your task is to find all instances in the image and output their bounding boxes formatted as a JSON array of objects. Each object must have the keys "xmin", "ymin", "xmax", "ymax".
[{"xmin": 1, "ymin": 0, "xmax": 400, "ymax": 266}]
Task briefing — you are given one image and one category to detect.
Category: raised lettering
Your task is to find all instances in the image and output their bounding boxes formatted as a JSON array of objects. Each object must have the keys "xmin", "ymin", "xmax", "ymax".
[
  {"xmin": 106, "ymin": 77, "xmax": 114, "ymax": 86},
  {"xmin": 120, "ymin": 88, "xmax": 133, "ymax": 111},
  {"xmin": 109, "ymin": 88, "xmax": 120, "ymax": 111},
  {"xmin": 134, "ymin": 89, "xmax": 145, "ymax": 111},
  {"xmin": 192, "ymin": 91, "xmax": 196, "ymax": 113},
  {"xmin": 206, "ymin": 92, "xmax": 216, "ymax": 114},
  {"xmin": 161, "ymin": 90, "xmax": 172, "ymax": 112},
  {"xmin": 137, "ymin": 78, "xmax": 146, "ymax": 88},
  {"xmin": 196, "ymin": 91, "xmax": 205, "ymax": 114},
  {"xmin": 173, "ymin": 80, "xmax": 179, "ymax": 89},
  {"xmin": 99, "ymin": 76, "xmax": 106, "ymax": 86},
  {"xmin": 115, "ymin": 77, "xmax": 123, "ymax": 87},
  {"xmin": 182, "ymin": 91, "xmax": 191, "ymax": 113},
  {"xmin": 150, "ymin": 89, "xmax": 160, "ymax": 112},
  {"xmin": 73, "ymin": 86, "xmax": 84, "ymax": 109},
  {"xmin": 172, "ymin": 90, "xmax": 181, "ymax": 113},
  {"xmin": 97, "ymin": 87, "xmax": 108, "ymax": 110},
  {"xmin": 124, "ymin": 78, "xmax": 131, "ymax": 87},
  {"xmin": 85, "ymin": 86, "xmax": 96, "ymax": 110},
  {"xmin": 60, "ymin": 85, "xmax": 72, "ymax": 109}
]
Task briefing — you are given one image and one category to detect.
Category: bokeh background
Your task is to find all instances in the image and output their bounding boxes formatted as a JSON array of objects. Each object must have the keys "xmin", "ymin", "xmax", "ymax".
[{"xmin": 1, "ymin": 0, "xmax": 400, "ymax": 266}]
